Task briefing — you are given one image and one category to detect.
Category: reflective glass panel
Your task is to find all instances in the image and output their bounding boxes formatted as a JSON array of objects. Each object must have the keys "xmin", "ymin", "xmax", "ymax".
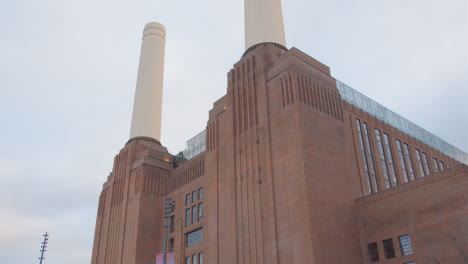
[
  {"xmin": 356, "ymin": 119, "xmax": 372, "ymax": 193},
  {"xmin": 399, "ymin": 234, "xmax": 413, "ymax": 256},
  {"xmin": 396, "ymin": 139, "xmax": 409, "ymax": 183},
  {"xmin": 375, "ymin": 129, "xmax": 391, "ymax": 189},
  {"xmin": 404, "ymin": 144, "xmax": 415, "ymax": 180}
]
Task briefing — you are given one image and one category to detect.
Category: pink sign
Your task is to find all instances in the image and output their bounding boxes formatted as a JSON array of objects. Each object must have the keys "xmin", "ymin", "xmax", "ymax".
[{"xmin": 156, "ymin": 252, "xmax": 175, "ymax": 264}]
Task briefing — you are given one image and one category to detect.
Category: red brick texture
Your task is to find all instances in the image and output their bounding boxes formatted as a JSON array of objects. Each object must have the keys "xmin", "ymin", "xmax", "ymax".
[{"xmin": 91, "ymin": 45, "xmax": 467, "ymax": 264}]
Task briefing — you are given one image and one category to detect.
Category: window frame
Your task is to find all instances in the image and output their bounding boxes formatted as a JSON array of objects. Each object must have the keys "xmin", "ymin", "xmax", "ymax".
[
  {"xmin": 383, "ymin": 238, "xmax": 396, "ymax": 259},
  {"xmin": 399, "ymin": 234, "xmax": 413, "ymax": 256}
]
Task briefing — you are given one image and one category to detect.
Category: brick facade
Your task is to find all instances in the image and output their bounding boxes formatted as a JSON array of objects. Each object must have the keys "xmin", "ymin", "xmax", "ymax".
[{"xmin": 91, "ymin": 44, "xmax": 467, "ymax": 264}]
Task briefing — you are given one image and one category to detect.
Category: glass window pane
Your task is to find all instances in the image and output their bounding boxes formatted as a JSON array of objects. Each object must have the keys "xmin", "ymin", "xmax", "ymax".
[
  {"xmin": 192, "ymin": 254, "xmax": 197, "ymax": 264},
  {"xmin": 433, "ymin": 158, "xmax": 439, "ymax": 172},
  {"xmin": 415, "ymin": 149, "xmax": 425, "ymax": 177},
  {"xmin": 192, "ymin": 191, "xmax": 197, "ymax": 203},
  {"xmin": 170, "ymin": 215, "xmax": 175, "ymax": 233},
  {"xmin": 422, "ymin": 152, "xmax": 431, "ymax": 175},
  {"xmin": 198, "ymin": 187, "xmax": 204, "ymax": 200},
  {"xmin": 186, "ymin": 194, "xmax": 191, "ymax": 206},
  {"xmin": 396, "ymin": 139, "xmax": 409, "ymax": 183},
  {"xmin": 439, "ymin": 161, "xmax": 445, "ymax": 170},
  {"xmin": 199, "ymin": 252, "xmax": 203, "ymax": 264},
  {"xmin": 192, "ymin": 205, "xmax": 197, "ymax": 224},
  {"xmin": 375, "ymin": 129, "xmax": 391, "ymax": 189},
  {"xmin": 198, "ymin": 202, "xmax": 203, "ymax": 222},
  {"xmin": 384, "ymin": 133, "xmax": 398, "ymax": 186},
  {"xmin": 186, "ymin": 228, "xmax": 203, "ymax": 247},
  {"xmin": 363, "ymin": 123, "xmax": 379, "ymax": 192},
  {"xmin": 404, "ymin": 144, "xmax": 415, "ymax": 180},
  {"xmin": 186, "ymin": 256, "xmax": 191, "ymax": 264},
  {"xmin": 185, "ymin": 208, "xmax": 190, "ymax": 227},
  {"xmin": 356, "ymin": 120, "xmax": 372, "ymax": 193},
  {"xmin": 399, "ymin": 234, "xmax": 413, "ymax": 256},
  {"xmin": 367, "ymin": 242, "xmax": 379, "ymax": 262},
  {"xmin": 383, "ymin": 238, "xmax": 396, "ymax": 259}
]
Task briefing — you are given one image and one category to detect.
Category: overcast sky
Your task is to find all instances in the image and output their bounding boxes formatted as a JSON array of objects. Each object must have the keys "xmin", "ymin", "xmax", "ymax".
[{"xmin": 0, "ymin": 0, "xmax": 466, "ymax": 263}]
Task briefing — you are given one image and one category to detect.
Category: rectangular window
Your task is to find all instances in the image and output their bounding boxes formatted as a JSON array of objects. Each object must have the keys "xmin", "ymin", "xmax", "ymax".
[
  {"xmin": 192, "ymin": 190, "xmax": 197, "ymax": 203},
  {"xmin": 367, "ymin": 242, "xmax": 379, "ymax": 262},
  {"xmin": 415, "ymin": 149, "xmax": 425, "ymax": 177},
  {"xmin": 186, "ymin": 228, "xmax": 203, "ymax": 247},
  {"xmin": 422, "ymin": 152, "xmax": 431, "ymax": 175},
  {"xmin": 192, "ymin": 254, "xmax": 197, "ymax": 264},
  {"xmin": 404, "ymin": 144, "xmax": 415, "ymax": 180},
  {"xmin": 170, "ymin": 215, "xmax": 175, "ymax": 233},
  {"xmin": 356, "ymin": 120, "xmax": 372, "ymax": 193},
  {"xmin": 186, "ymin": 194, "xmax": 191, "ymax": 206},
  {"xmin": 383, "ymin": 238, "xmax": 396, "ymax": 259},
  {"xmin": 192, "ymin": 205, "xmax": 197, "ymax": 224},
  {"xmin": 433, "ymin": 158, "xmax": 439, "ymax": 172},
  {"xmin": 384, "ymin": 133, "xmax": 398, "ymax": 187},
  {"xmin": 396, "ymin": 140, "xmax": 409, "ymax": 183},
  {"xmin": 439, "ymin": 161, "xmax": 445, "ymax": 170},
  {"xmin": 198, "ymin": 202, "xmax": 203, "ymax": 222},
  {"xmin": 199, "ymin": 252, "xmax": 203, "ymax": 264},
  {"xmin": 376, "ymin": 129, "xmax": 391, "ymax": 189},
  {"xmin": 186, "ymin": 256, "xmax": 191, "ymax": 264},
  {"xmin": 185, "ymin": 208, "xmax": 190, "ymax": 227},
  {"xmin": 169, "ymin": 201, "xmax": 175, "ymax": 213},
  {"xmin": 404, "ymin": 262, "xmax": 415, "ymax": 264},
  {"xmin": 363, "ymin": 123, "xmax": 379, "ymax": 192},
  {"xmin": 169, "ymin": 238, "xmax": 174, "ymax": 251},
  {"xmin": 198, "ymin": 187, "xmax": 204, "ymax": 200},
  {"xmin": 399, "ymin": 234, "xmax": 413, "ymax": 256}
]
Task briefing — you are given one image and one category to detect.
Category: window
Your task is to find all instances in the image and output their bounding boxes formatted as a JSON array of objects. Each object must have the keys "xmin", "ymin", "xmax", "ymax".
[
  {"xmin": 192, "ymin": 190, "xmax": 197, "ymax": 203},
  {"xmin": 415, "ymin": 149, "xmax": 425, "ymax": 177},
  {"xmin": 357, "ymin": 120, "xmax": 373, "ymax": 193},
  {"xmin": 376, "ymin": 129, "xmax": 391, "ymax": 189},
  {"xmin": 368, "ymin": 242, "xmax": 379, "ymax": 262},
  {"xmin": 169, "ymin": 238, "xmax": 174, "ymax": 251},
  {"xmin": 399, "ymin": 235, "xmax": 413, "ymax": 256},
  {"xmin": 433, "ymin": 158, "xmax": 439, "ymax": 172},
  {"xmin": 396, "ymin": 140, "xmax": 409, "ymax": 183},
  {"xmin": 186, "ymin": 194, "xmax": 191, "ymax": 206},
  {"xmin": 185, "ymin": 208, "xmax": 190, "ymax": 227},
  {"xmin": 186, "ymin": 256, "xmax": 191, "ymax": 264},
  {"xmin": 363, "ymin": 123, "xmax": 379, "ymax": 192},
  {"xmin": 384, "ymin": 133, "xmax": 398, "ymax": 187},
  {"xmin": 186, "ymin": 228, "xmax": 203, "ymax": 247},
  {"xmin": 170, "ymin": 215, "xmax": 175, "ymax": 233},
  {"xmin": 198, "ymin": 187, "xmax": 204, "ymax": 200},
  {"xmin": 199, "ymin": 252, "xmax": 203, "ymax": 264},
  {"xmin": 404, "ymin": 262, "xmax": 415, "ymax": 264},
  {"xmin": 192, "ymin": 205, "xmax": 197, "ymax": 224},
  {"xmin": 192, "ymin": 254, "xmax": 197, "ymax": 264},
  {"xmin": 403, "ymin": 143, "xmax": 415, "ymax": 180},
  {"xmin": 198, "ymin": 202, "xmax": 203, "ymax": 221},
  {"xmin": 439, "ymin": 161, "xmax": 445, "ymax": 170},
  {"xmin": 169, "ymin": 201, "xmax": 175, "ymax": 213},
  {"xmin": 383, "ymin": 238, "xmax": 396, "ymax": 259},
  {"xmin": 422, "ymin": 152, "xmax": 431, "ymax": 175}
]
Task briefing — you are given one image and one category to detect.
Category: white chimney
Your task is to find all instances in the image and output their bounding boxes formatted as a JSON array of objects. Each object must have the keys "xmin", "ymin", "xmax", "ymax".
[
  {"xmin": 244, "ymin": 0, "xmax": 287, "ymax": 50},
  {"xmin": 130, "ymin": 22, "xmax": 166, "ymax": 141}
]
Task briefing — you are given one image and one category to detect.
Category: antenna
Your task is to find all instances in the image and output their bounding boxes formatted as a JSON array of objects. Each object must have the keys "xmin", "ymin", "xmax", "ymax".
[{"xmin": 38, "ymin": 232, "xmax": 49, "ymax": 264}]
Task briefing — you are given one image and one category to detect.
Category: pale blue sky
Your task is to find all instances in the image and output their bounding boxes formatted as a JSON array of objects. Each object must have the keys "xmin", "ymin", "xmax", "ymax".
[{"xmin": 0, "ymin": 0, "xmax": 466, "ymax": 263}]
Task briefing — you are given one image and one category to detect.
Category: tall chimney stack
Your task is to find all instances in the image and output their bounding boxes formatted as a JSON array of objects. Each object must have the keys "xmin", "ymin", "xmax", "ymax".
[
  {"xmin": 244, "ymin": 0, "xmax": 286, "ymax": 50},
  {"xmin": 129, "ymin": 22, "xmax": 166, "ymax": 141}
]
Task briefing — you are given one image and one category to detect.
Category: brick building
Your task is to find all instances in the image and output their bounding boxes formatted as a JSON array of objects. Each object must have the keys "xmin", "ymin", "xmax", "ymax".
[{"xmin": 90, "ymin": 2, "xmax": 468, "ymax": 264}]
